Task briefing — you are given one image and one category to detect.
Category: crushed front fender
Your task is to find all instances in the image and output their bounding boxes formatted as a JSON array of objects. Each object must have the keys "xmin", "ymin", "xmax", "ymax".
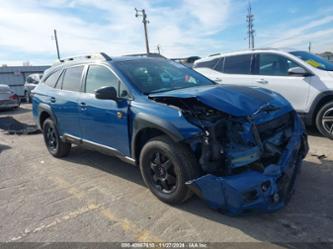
[{"xmin": 186, "ymin": 115, "xmax": 309, "ymax": 215}]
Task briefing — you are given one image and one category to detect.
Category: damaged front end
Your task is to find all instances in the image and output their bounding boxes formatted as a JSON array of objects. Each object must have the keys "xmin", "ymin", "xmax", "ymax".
[{"xmin": 150, "ymin": 90, "xmax": 309, "ymax": 215}]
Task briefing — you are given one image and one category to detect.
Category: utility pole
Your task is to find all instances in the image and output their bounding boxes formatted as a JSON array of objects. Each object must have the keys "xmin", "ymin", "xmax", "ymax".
[
  {"xmin": 135, "ymin": 8, "xmax": 150, "ymax": 54},
  {"xmin": 308, "ymin": 41, "xmax": 312, "ymax": 52},
  {"xmin": 246, "ymin": 2, "xmax": 255, "ymax": 49},
  {"xmin": 53, "ymin": 29, "xmax": 61, "ymax": 60}
]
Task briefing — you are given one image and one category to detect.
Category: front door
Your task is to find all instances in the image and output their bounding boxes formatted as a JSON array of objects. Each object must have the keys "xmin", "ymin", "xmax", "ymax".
[
  {"xmin": 79, "ymin": 64, "xmax": 130, "ymax": 156},
  {"xmin": 252, "ymin": 53, "xmax": 311, "ymax": 112}
]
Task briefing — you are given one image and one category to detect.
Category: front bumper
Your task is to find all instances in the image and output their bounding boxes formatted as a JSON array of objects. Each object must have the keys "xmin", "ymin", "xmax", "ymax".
[{"xmin": 186, "ymin": 115, "xmax": 309, "ymax": 215}]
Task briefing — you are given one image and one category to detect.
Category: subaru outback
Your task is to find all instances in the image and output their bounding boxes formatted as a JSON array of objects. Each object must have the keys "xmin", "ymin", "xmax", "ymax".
[{"xmin": 32, "ymin": 53, "xmax": 308, "ymax": 215}]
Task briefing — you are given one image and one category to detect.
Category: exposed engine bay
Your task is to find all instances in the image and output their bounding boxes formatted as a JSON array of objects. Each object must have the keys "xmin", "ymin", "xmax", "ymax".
[
  {"xmin": 152, "ymin": 97, "xmax": 294, "ymax": 174},
  {"xmin": 151, "ymin": 96, "xmax": 309, "ymax": 215}
]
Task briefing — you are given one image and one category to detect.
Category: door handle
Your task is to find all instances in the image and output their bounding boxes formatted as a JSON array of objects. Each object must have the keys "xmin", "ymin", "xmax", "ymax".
[
  {"xmin": 50, "ymin": 97, "xmax": 56, "ymax": 103},
  {"xmin": 256, "ymin": 79, "xmax": 268, "ymax": 84},
  {"xmin": 80, "ymin": 102, "xmax": 87, "ymax": 110},
  {"xmin": 214, "ymin": 78, "xmax": 223, "ymax": 83}
]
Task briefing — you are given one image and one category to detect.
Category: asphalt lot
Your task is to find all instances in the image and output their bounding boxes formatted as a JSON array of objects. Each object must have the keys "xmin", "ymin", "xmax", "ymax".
[{"xmin": 0, "ymin": 104, "xmax": 333, "ymax": 243}]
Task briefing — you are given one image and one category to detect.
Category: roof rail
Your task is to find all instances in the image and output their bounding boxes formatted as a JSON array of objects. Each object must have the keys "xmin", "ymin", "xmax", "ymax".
[
  {"xmin": 54, "ymin": 52, "xmax": 112, "ymax": 65},
  {"xmin": 124, "ymin": 53, "xmax": 167, "ymax": 59},
  {"xmin": 209, "ymin": 53, "xmax": 220, "ymax": 57}
]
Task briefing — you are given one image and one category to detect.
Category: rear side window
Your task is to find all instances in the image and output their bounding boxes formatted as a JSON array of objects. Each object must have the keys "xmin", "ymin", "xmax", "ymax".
[
  {"xmin": 44, "ymin": 70, "xmax": 62, "ymax": 87},
  {"xmin": 62, "ymin": 66, "xmax": 84, "ymax": 92},
  {"xmin": 224, "ymin": 54, "xmax": 252, "ymax": 74},
  {"xmin": 85, "ymin": 65, "xmax": 118, "ymax": 94},
  {"xmin": 194, "ymin": 58, "xmax": 219, "ymax": 69}
]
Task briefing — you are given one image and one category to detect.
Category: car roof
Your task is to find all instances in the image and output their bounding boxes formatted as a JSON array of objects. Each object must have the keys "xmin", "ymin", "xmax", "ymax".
[
  {"xmin": 44, "ymin": 53, "xmax": 168, "ymax": 78},
  {"xmin": 196, "ymin": 48, "xmax": 299, "ymax": 63}
]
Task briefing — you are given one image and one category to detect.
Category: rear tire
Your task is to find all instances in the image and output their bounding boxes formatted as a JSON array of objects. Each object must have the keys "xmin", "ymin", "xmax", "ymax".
[
  {"xmin": 139, "ymin": 135, "xmax": 201, "ymax": 204},
  {"xmin": 316, "ymin": 101, "xmax": 333, "ymax": 140},
  {"xmin": 42, "ymin": 118, "xmax": 71, "ymax": 157}
]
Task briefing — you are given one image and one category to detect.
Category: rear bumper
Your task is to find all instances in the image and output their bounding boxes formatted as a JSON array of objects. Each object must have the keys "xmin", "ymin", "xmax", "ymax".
[
  {"xmin": 186, "ymin": 115, "xmax": 309, "ymax": 215},
  {"xmin": 0, "ymin": 100, "xmax": 20, "ymax": 109}
]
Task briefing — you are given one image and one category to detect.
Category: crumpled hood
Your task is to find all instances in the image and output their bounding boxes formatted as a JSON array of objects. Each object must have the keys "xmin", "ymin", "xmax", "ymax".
[{"xmin": 149, "ymin": 85, "xmax": 292, "ymax": 117}]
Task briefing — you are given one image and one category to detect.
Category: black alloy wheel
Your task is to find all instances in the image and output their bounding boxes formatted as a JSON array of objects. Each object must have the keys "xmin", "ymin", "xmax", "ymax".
[{"xmin": 149, "ymin": 150, "xmax": 177, "ymax": 193}]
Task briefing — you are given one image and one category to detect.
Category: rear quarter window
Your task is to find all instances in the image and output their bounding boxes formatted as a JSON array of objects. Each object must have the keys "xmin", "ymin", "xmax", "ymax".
[
  {"xmin": 43, "ymin": 70, "xmax": 62, "ymax": 88},
  {"xmin": 194, "ymin": 58, "xmax": 219, "ymax": 69}
]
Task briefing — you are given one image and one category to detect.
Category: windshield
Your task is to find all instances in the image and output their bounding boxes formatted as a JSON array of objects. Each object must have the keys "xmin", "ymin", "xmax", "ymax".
[
  {"xmin": 114, "ymin": 58, "xmax": 214, "ymax": 94},
  {"xmin": 290, "ymin": 51, "xmax": 333, "ymax": 71}
]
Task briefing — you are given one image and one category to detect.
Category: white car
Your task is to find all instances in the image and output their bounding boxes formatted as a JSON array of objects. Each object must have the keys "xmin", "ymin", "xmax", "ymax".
[
  {"xmin": 24, "ymin": 73, "xmax": 43, "ymax": 103},
  {"xmin": 194, "ymin": 48, "xmax": 333, "ymax": 139}
]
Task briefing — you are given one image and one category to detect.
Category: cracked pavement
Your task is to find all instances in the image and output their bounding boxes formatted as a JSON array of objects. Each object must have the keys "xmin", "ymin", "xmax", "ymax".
[{"xmin": 0, "ymin": 104, "xmax": 333, "ymax": 243}]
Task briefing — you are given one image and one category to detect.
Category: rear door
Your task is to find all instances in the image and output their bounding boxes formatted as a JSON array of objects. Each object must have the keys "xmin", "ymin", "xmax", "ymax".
[
  {"xmin": 215, "ymin": 53, "xmax": 259, "ymax": 86},
  {"xmin": 79, "ymin": 64, "xmax": 130, "ymax": 156},
  {"xmin": 51, "ymin": 65, "xmax": 84, "ymax": 137}
]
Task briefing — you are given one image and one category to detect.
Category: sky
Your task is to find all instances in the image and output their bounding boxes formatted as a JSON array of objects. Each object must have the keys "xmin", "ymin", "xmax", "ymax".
[{"xmin": 0, "ymin": 0, "xmax": 333, "ymax": 66}]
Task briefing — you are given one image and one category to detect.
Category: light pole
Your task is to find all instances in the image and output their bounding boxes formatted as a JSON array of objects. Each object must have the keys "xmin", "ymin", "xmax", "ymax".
[{"xmin": 135, "ymin": 8, "xmax": 150, "ymax": 54}]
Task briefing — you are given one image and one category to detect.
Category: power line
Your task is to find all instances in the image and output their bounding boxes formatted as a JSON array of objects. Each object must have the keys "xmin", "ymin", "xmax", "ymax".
[
  {"xmin": 246, "ymin": 1, "xmax": 255, "ymax": 49},
  {"xmin": 135, "ymin": 8, "xmax": 150, "ymax": 54}
]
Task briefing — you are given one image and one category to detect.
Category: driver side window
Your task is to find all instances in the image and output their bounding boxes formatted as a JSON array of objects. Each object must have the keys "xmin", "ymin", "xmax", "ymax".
[
  {"xmin": 85, "ymin": 65, "xmax": 118, "ymax": 94},
  {"xmin": 257, "ymin": 53, "xmax": 300, "ymax": 76}
]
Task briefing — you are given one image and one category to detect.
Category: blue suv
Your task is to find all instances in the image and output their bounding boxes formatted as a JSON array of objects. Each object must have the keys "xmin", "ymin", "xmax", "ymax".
[{"xmin": 32, "ymin": 53, "xmax": 308, "ymax": 215}]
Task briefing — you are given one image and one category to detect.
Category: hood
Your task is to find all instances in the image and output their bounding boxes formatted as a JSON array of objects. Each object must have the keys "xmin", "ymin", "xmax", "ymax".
[{"xmin": 149, "ymin": 85, "xmax": 292, "ymax": 117}]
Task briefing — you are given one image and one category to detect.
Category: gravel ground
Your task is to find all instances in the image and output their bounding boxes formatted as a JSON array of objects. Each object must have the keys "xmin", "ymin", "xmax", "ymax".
[{"xmin": 0, "ymin": 104, "xmax": 333, "ymax": 244}]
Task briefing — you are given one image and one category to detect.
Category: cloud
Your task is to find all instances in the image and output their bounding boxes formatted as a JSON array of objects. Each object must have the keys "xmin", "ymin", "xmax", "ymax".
[
  {"xmin": 258, "ymin": 9, "xmax": 333, "ymax": 52},
  {"xmin": 0, "ymin": 0, "xmax": 233, "ymax": 65}
]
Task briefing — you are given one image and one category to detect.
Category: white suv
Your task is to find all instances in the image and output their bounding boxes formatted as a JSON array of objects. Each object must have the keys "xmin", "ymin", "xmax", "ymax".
[{"xmin": 194, "ymin": 48, "xmax": 333, "ymax": 139}]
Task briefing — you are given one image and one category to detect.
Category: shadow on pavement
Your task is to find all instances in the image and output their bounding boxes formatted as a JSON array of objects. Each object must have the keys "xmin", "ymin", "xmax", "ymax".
[
  {"xmin": 64, "ymin": 146, "xmax": 145, "ymax": 187},
  {"xmin": 0, "ymin": 143, "xmax": 11, "ymax": 154},
  {"xmin": 0, "ymin": 116, "xmax": 40, "ymax": 135},
  {"xmin": 62, "ymin": 146, "xmax": 333, "ymax": 242}
]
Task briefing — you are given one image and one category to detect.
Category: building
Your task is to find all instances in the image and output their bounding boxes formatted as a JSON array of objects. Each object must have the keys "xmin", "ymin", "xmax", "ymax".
[{"xmin": 0, "ymin": 65, "xmax": 50, "ymax": 97}]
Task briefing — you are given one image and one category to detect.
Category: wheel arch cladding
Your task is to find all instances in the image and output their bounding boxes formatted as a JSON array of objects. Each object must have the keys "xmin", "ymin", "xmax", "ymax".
[
  {"xmin": 131, "ymin": 112, "xmax": 185, "ymax": 161},
  {"xmin": 38, "ymin": 104, "xmax": 56, "ymax": 129}
]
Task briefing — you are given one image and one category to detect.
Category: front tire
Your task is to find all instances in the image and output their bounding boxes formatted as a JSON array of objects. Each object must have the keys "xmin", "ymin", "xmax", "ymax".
[
  {"xmin": 43, "ymin": 118, "xmax": 71, "ymax": 157},
  {"xmin": 316, "ymin": 101, "xmax": 333, "ymax": 139},
  {"xmin": 139, "ymin": 135, "xmax": 201, "ymax": 204}
]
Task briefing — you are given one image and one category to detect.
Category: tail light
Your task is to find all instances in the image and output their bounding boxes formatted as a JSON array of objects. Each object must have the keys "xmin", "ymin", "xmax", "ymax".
[{"xmin": 9, "ymin": 94, "xmax": 17, "ymax": 100}]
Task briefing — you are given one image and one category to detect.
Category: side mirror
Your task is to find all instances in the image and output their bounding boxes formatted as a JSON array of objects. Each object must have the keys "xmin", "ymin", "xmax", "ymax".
[
  {"xmin": 288, "ymin": 67, "xmax": 310, "ymax": 76},
  {"xmin": 95, "ymin": 86, "xmax": 117, "ymax": 100}
]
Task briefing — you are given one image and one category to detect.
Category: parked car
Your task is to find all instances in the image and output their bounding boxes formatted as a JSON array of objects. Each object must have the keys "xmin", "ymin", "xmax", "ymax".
[
  {"xmin": 32, "ymin": 53, "xmax": 308, "ymax": 215},
  {"xmin": 24, "ymin": 73, "xmax": 43, "ymax": 103},
  {"xmin": 171, "ymin": 56, "xmax": 201, "ymax": 67},
  {"xmin": 0, "ymin": 84, "xmax": 20, "ymax": 110},
  {"xmin": 194, "ymin": 48, "xmax": 333, "ymax": 139}
]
